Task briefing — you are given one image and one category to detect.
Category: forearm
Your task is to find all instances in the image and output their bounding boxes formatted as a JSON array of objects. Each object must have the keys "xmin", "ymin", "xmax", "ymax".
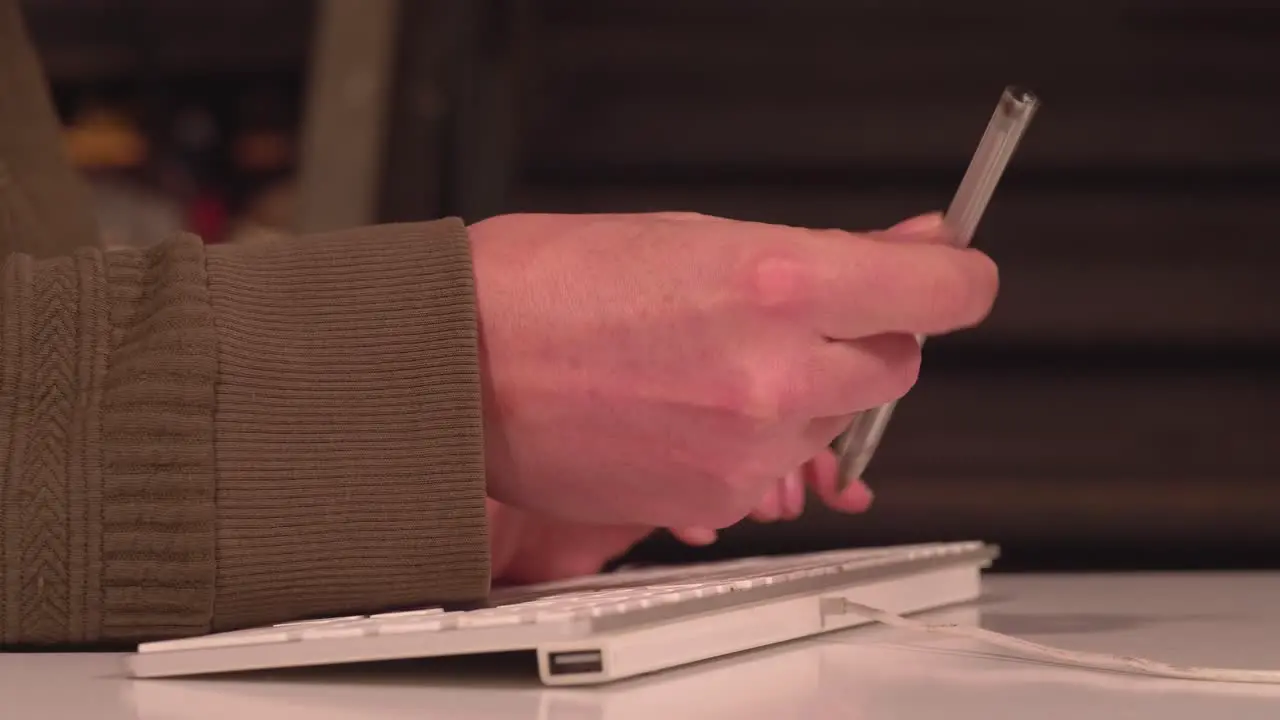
[{"xmin": 1, "ymin": 220, "xmax": 490, "ymax": 647}]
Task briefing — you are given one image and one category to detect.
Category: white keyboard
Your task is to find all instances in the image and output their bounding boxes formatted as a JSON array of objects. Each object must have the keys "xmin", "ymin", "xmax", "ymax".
[{"xmin": 128, "ymin": 541, "xmax": 998, "ymax": 685}]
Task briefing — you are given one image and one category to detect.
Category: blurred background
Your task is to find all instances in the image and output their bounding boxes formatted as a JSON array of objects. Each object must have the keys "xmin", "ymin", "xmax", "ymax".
[{"xmin": 21, "ymin": 0, "xmax": 1280, "ymax": 572}]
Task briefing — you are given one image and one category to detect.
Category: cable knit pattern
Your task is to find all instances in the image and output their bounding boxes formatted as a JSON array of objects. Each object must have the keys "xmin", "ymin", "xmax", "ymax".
[
  {"xmin": 0, "ymin": 239, "xmax": 217, "ymax": 645},
  {"xmin": 18, "ymin": 253, "xmax": 75, "ymax": 643},
  {"xmin": 1, "ymin": 250, "xmax": 96, "ymax": 644}
]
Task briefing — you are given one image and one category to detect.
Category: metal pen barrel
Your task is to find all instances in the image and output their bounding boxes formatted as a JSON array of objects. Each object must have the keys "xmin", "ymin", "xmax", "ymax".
[{"xmin": 833, "ymin": 86, "xmax": 1040, "ymax": 490}]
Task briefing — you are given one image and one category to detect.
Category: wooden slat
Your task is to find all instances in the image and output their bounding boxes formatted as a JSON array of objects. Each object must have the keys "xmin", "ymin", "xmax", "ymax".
[
  {"xmin": 713, "ymin": 472, "xmax": 1280, "ymax": 556},
  {"xmin": 870, "ymin": 371, "xmax": 1280, "ymax": 478},
  {"xmin": 23, "ymin": 0, "xmax": 315, "ymax": 80},
  {"xmin": 532, "ymin": 20, "xmax": 1280, "ymax": 97},
  {"xmin": 519, "ymin": 4, "xmax": 1280, "ymax": 172},
  {"xmin": 973, "ymin": 263, "xmax": 1278, "ymax": 344},
  {"xmin": 522, "ymin": 94, "xmax": 1280, "ymax": 172},
  {"xmin": 538, "ymin": 0, "xmax": 1280, "ymax": 20}
]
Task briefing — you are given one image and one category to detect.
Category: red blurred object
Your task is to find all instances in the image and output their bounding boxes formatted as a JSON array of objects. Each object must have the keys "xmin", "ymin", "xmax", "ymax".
[{"xmin": 187, "ymin": 193, "xmax": 228, "ymax": 243}]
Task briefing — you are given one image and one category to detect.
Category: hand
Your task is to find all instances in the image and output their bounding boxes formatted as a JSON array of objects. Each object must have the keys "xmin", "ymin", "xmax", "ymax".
[
  {"xmin": 470, "ymin": 211, "xmax": 997, "ymax": 534},
  {"xmin": 672, "ymin": 446, "xmax": 872, "ymax": 546},
  {"xmin": 488, "ymin": 449, "xmax": 874, "ymax": 585}
]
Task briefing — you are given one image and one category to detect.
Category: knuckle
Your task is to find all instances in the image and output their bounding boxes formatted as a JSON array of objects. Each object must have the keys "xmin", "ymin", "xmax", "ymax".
[
  {"xmin": 721, "ymin": 357, "xmax": 797, "ymax": 423},
  {"xmin": 737, "ymin": 251, "xmax": 813, "ymax": 313}
]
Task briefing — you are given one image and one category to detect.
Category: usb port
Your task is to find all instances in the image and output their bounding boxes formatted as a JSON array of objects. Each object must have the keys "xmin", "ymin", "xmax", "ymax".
[{"xmin": 548, "ymin": 650, "xmax": 604, "ymax": 675}]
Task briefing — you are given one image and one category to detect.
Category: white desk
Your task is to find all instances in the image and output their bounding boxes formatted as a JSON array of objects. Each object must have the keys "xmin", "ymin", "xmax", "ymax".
[{"xmin": 6, "ymin": 573, "xmax": 1280, "ymax": 719}]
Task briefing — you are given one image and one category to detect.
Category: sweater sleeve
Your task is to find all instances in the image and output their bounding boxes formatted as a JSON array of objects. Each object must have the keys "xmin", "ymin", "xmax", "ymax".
[{"xmin": 0, "ymin": 220, "xmax": 490, "ymax": 647}]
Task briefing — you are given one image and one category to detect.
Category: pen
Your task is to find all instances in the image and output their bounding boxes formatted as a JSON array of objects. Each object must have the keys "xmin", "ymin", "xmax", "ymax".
[{"xmin": 832, "ymin": 85, "xmax": 1041, "ymax": 491}]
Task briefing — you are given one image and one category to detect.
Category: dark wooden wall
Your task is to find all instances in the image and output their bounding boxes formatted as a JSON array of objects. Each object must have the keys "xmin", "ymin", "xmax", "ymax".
[
  {"xmin": 400, "ymin": 0, "xmax": 1280, "ymax": 569},
  {"xmin": 21, "ymin": 0, "xmax": 314, "ymax": 80},
  {"xmin": 24, "ymin": 0, "xmax": 1280, "ymax": 570}
]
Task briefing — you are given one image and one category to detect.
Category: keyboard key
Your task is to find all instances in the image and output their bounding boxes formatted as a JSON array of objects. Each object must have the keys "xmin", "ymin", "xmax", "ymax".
[
  {"xmin": 370, "ymin": 608, "xmax": 445, "ymax": 620},
  {"xmin": 300, "ymin": 622, "xmax": 374, "ymax": 640},
  {"xmin": 375, "ymin": 612, "xmax": 464, "ymax": 635},
  {"xmin": 274, "ymin": 615, "xmax": 365, "ymax": 628},
  {"xmin": 139, "ymin": 627, "xmax": 300, "ymax": 653}
]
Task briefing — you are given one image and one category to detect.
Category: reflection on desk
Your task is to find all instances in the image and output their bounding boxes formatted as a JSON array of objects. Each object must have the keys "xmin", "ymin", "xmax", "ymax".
[{"xmin": 6, "ymin": 573, "xmax": 1280, "ymax": 720}]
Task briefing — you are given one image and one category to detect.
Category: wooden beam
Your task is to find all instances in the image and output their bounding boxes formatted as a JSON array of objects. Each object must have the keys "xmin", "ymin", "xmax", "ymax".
[{"xmin": 295, "ymin": 0, "xmax": 400, "ymax": 232}]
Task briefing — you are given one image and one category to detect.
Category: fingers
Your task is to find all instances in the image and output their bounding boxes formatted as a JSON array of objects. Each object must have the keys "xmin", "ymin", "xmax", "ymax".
[
  {"xmin": 651, "ymin": 210, "xmax": 994, "ymax": 341},
  {"xmin": 670, "ymin": 527, "xmax": 720, "ymax": 546},
  {"xmin": 672, "ymin": 471, "xmax": 798, "ymax": 544},
  {"xmin": 675, "ymin": 451, "xmax": 874, "ymax": 545},
  {"xmin": 744, "ymin": 451, "xmax": 874, "ymax": 529},
  {"xmin": 747, "ymin": 480, "xmax": 785, "ymax": 523},
  {"xmin": 752, "ymin": 453, "xmax": 874, "ymax": 522},
  {"xmin": 674, "ymin": 467, "xmax": 808, "ymax": 543},
  {"xmin": 803, "ymin": 449, "xmax": 874, "ymax": 513},
  {"xmin": 748, "ymin": 467, "xmax": 806, "ymax": 522},
  {"xmin": 500, "ymin": 519, "xmax": 656, "ymax": 584},
  {"xmin": 736, "ymin": 215, "xmax": 998, "ymax": 341},
  {"xmin": 819, "ymin": 238, "xmax": 998, "ymax": 340},
  {"xmin": 792, "ymin": 332, "xmax": 923, "ymax": 417}
]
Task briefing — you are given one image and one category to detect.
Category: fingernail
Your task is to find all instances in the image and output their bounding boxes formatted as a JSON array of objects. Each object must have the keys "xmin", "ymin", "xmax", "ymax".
[
  {"xmin": 889, "ymin": 212, "xmax": 944, "ymax": 234},
  {"xmin": 677, "ymin": 527, "xmax": 719, "ymax": 546}
]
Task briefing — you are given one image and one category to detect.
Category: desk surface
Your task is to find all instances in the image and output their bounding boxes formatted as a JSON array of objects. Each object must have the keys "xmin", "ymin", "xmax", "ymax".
[{"xmin": 6, "ymin": 572, "xmax": 1280, "ymax": 719}]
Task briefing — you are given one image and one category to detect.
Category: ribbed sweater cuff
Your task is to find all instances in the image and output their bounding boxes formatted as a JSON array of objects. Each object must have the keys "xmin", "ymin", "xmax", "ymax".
[{"xmin": 205, "ymin": 219, "xmax": 489, "ymax": 630}]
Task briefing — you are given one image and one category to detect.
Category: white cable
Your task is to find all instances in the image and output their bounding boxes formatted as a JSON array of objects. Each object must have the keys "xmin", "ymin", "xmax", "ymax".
[{"xmin": 839, "ymin": 600, "xmax": 1280, "ymax": 685}]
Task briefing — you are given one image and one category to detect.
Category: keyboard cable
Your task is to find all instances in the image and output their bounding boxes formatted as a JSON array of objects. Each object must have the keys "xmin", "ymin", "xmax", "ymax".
[{"xmin": 828, "ymin": 599, "xmax": 1280, "ymax": 685}]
